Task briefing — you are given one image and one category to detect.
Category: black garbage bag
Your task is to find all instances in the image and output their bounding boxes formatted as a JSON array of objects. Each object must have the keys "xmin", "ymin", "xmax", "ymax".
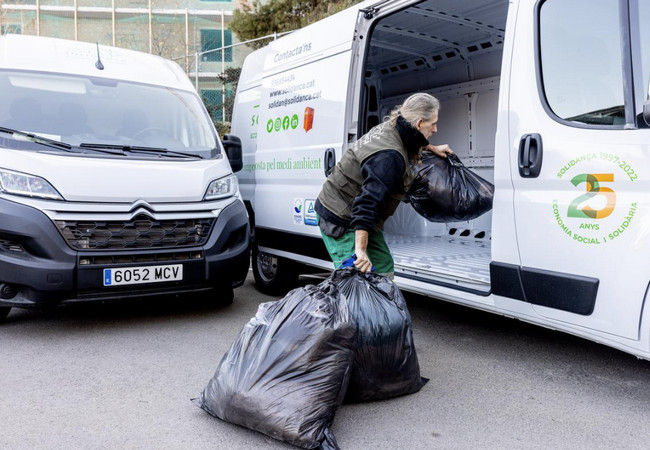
[
  {"xmin": 407, "ymin": 152, "xmax": 494, "ymax": 222},
  {"xmin": 192, "ymin": 281, "xmax": 356, "ymax": 450},
  {"xmin": 326, "ymin": 269, "xmax": 425, "ymax": 403}
]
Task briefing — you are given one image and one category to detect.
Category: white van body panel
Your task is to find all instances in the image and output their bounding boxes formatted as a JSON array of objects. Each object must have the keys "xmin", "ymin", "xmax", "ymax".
[
  {"xmin": 237, "ymin": 6, "xmax": 362, "ymax": 239},
  {"xmin": 0, "ymin": 34, "xmax": 193, "ymax": 91},
  {"xmin": 254, "ymin": 48, "xmax": 353, "ymax": 234},
  {"xmin": 2, "ymin": 149, "xmax": 231, "ymax": 203},
  {"xmin": 232, "ymin": 0, "xmax": 650, "ymax": 359},
  {"xmin": 233, "ymin": 46, "xmax": 268, "ymax": 211}
]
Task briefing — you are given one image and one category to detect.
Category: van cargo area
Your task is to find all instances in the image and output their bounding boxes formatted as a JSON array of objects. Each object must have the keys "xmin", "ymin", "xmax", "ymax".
[{"xmin": 362, "ymin": 0, "xmax": 507, "ymax": 293}]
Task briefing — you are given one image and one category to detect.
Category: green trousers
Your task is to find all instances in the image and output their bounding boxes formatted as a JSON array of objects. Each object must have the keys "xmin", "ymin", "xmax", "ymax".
[{"xmin": 320, "ymin": 228, "xmax": 394, "ymax": 277}]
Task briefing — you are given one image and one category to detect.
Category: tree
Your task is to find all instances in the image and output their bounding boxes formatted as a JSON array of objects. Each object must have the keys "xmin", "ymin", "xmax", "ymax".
[
  {"xmin": 231, "ymin": 0, "xmax": 363, "ymax": 48},
  {"xmin": 115, "ymin": 10, "xmax": 187, "ymax": 61}
]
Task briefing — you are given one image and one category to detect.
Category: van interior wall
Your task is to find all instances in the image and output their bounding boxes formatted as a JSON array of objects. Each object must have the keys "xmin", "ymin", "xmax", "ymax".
[
  {"xmin": 360, "ymin": 0, "xmax": 508, "ymax": 286},
  {"xmin": 381, "ymin": 75, "xmax": 499, "ymax": 240},
  {"xmin": 363, "ymin": 0, "xmax": 507, "ymax": 242},
  {"xmin": 379, "ymin": 72, "xmax": 498, "ymax": 287}
]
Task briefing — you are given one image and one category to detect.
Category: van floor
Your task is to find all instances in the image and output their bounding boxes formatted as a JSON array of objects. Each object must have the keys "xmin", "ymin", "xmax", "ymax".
[{"xmin": 386, "ymin": 234, "xmax": 492, "ymax": 293}]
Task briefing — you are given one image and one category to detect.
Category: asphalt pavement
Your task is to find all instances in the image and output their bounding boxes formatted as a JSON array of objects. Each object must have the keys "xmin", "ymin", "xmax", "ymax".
[{"xmin": 2, "ymin": 271, "xmax": 650, "ymax": 449}]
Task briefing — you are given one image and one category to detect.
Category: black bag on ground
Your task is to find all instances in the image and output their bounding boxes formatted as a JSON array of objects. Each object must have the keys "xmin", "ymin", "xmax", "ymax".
[
  {"xmin": 326, "ymin": 269, "xmax": 425, "ymax": 403},
  {"xmin": 407, "ymin": 152, "xmax": 494, "ymax": 222},
  {"xmin": 192, "ymin": 281, "xmax": 356, "ymax": 450}
]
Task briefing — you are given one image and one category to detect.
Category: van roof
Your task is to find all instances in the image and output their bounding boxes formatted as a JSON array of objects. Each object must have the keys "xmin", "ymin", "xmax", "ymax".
[{"xmin": 0, "ymin": 34, "xmax": 194, "ymax": 91}]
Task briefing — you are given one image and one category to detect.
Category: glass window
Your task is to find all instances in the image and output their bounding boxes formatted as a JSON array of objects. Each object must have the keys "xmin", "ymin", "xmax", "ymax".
[
  {"xmin": 200, "ymin": 29, "xmax": 232, "ymax": 62},
  {"xmin": 0, "ymin": 70, "xmax": 219, "ymax": 158},
  {"xmin": 540, "ymin": 0, "xmax": 625, "ymax": 126},
  {"xmin": 1, "ymin": 25, "xmax": 21, "ymax": 35}
]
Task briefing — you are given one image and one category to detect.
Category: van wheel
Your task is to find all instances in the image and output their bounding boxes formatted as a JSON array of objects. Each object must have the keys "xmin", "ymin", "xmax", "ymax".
[
  {"xmin": 0, "ymin": 307, "xmax": 11, "ymax": 322},
  {"xmin": 252, "ymin": 247, "xmax": 298, "ymax": 296}
]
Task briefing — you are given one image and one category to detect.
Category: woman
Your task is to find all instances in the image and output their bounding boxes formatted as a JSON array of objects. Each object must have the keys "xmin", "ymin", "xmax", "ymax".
[{"xmin": 315, "ymin": 93, "xmax": 453, "ymax": 277}]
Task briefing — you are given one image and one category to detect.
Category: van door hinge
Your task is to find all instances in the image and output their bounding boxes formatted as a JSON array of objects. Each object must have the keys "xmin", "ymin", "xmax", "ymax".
[{"xmin": 360, "ymin": 7, "xmax": 377, "ymax": 19}]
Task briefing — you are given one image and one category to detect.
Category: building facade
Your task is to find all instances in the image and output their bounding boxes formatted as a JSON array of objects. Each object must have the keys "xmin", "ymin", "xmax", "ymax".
[{"xmin": 0, "ymin": 0, "xmax": 254, "ymax": 122}]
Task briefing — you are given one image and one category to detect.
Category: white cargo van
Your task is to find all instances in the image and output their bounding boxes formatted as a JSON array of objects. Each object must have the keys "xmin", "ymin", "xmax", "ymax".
[
  {"xmin": 231, "ymin": 0, "xmax": 650, "ymax": 360},
  {"xmin": 0, "ymin": 35, "xmax": 250, "ymax": 320}
]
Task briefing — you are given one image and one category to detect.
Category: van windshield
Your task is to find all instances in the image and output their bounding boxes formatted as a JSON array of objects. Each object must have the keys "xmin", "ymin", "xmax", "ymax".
[{"xmin": 0, "ymin": 70, "xmax": 220, "ymax": 158}]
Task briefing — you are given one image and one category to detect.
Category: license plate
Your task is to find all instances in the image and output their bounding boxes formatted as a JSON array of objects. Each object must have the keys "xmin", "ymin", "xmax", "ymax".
[{"xmin": 103, "ymin": 264, "xmax": 183, "ymax": 286}]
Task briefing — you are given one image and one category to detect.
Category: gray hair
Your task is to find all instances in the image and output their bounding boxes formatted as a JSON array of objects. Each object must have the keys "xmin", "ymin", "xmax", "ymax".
[{"xmin": 385, "ymin": 93, "xmax": 440, "ymax": 127}]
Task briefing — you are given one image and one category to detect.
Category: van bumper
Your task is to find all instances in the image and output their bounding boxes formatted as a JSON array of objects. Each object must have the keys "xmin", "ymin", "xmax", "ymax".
[{"xmin": 0, "ymin": 197, "xmax": 250, "ymax": 308}]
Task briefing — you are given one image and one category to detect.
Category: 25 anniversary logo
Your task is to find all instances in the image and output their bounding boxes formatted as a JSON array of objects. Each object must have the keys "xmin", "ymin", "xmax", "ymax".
[{"xmin": 553, "ymin": 152, "xmax": 638, "ymax": 245}]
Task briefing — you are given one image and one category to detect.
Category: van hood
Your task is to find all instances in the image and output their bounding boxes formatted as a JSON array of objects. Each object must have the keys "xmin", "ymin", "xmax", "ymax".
[{"xmin": 2, "ymin": 149, "xmax": 232, "ymax": 203}]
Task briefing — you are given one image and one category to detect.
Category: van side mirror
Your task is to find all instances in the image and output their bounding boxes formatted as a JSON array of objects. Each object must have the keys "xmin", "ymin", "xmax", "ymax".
[{"xmin": 222, "ymin": 134, "xmax": 243, "ymax": 173}]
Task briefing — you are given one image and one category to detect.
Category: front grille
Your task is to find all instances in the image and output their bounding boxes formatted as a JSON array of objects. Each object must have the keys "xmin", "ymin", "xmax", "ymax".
[
  {"xmin": 79, "ymin": 250, "xmax": 203, "ymax": 266},
  {"xmin": 55, "ymin": 215, "xmax": 215, "ymax": 250}
]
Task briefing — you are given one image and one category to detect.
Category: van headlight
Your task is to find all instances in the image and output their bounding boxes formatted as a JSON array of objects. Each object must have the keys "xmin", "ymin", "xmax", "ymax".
[
  {"xmin": 203, "ymin": 174, "xmax": 239, "ymax": 201},
  {"xmin": 0, "ymin": 168, "xmax": 64, "ymax": 201}
]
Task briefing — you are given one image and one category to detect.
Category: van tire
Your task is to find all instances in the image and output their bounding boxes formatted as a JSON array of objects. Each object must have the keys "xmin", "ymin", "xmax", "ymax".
[
  {"xmin": 252, "ymin": 246, "xmax": 298, "ymax": 296},
  {"xmin": 0, "ymin": 307, "xmax": 10, "ymax": 322}
]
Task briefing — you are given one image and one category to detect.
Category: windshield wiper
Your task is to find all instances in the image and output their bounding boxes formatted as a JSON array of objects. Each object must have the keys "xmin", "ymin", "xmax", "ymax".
[
  {"xmin": 79, "ymin": 143, "xmax": 202, "ymax": 159},
  {"xmin": 0, "ymin": 126, "xmax": 74, "ymax": 151}
]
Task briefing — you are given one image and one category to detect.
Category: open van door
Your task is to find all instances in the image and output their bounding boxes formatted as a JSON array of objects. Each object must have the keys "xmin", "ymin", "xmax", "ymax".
[{"xmin": 507, "ymin": 0, "xmax": 648, "ymax": 340}]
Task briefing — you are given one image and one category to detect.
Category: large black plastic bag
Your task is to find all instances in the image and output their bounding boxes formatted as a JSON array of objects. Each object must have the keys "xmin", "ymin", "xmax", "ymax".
[
  {"xmin": 407, "ymin": 152, "xmax": 494, "ymax": 222},
  {"xmin": 326, "ymin": 269, "xmax": 425, "ymax": 402},
  {"xmin": 192, "ymin": 281, "xmax": 356, "ymax": 450}
]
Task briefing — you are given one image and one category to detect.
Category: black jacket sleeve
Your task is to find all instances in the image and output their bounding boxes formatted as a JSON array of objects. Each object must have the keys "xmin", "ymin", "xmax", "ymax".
[{"xmin": 350, "ymin": 150, "xmax": 405, "ymax": 231}]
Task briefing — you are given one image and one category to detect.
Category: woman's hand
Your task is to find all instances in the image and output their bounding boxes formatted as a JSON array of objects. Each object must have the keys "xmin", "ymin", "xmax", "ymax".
[
  {"xmin": 354, "ymin": 230, "xmax": 373, "ymax": 273},
  {"xmin": 427, "ymin": 144, "xmax": 454, "ymax": 158},
  {"xmin": 354, "ymin": 249, "xmax": 373, "ymax": 273}
]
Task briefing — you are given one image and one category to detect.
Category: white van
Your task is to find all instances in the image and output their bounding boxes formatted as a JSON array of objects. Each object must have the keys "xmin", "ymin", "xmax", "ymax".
[
  {"xmin": 231, "ymin": 0, "xmax": 650, "ymax": 360},
  {"xmin": 0, "ymin": 35, "xmax": 250, "ymax": 320}
]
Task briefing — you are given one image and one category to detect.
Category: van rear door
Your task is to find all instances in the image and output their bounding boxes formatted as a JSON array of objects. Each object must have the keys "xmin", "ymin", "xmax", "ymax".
[{"xmin": 508, "ymin": 0, "xmax": 649, "ymax": 340}]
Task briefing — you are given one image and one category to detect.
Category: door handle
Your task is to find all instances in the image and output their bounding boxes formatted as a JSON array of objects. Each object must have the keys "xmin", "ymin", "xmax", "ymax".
[
  {"xmin": 324, "ymin": 148, "xmax": 336, "ymax": 177},
  {"xmin": 518, "ymin": 133, "xmax": 543, "ymax": 178}
]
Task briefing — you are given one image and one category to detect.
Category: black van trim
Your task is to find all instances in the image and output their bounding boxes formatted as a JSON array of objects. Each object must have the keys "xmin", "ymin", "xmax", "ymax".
[
  {"xmin": 491, "ymin": 262, "xmax": 599, "ymax": 315},
  {"xmin": 255, "ymin": 227, "xmax": 331, "ymax": 261},
  {"xmin": 395, "ymin": 271, "xmax": 491, "ymax": 297}
]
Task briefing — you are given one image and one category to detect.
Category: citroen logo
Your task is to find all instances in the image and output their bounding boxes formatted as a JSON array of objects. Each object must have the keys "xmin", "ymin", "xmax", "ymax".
[{"xmin": 129, "ymin": 200, "xmax": 156, "ymax": 219}]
